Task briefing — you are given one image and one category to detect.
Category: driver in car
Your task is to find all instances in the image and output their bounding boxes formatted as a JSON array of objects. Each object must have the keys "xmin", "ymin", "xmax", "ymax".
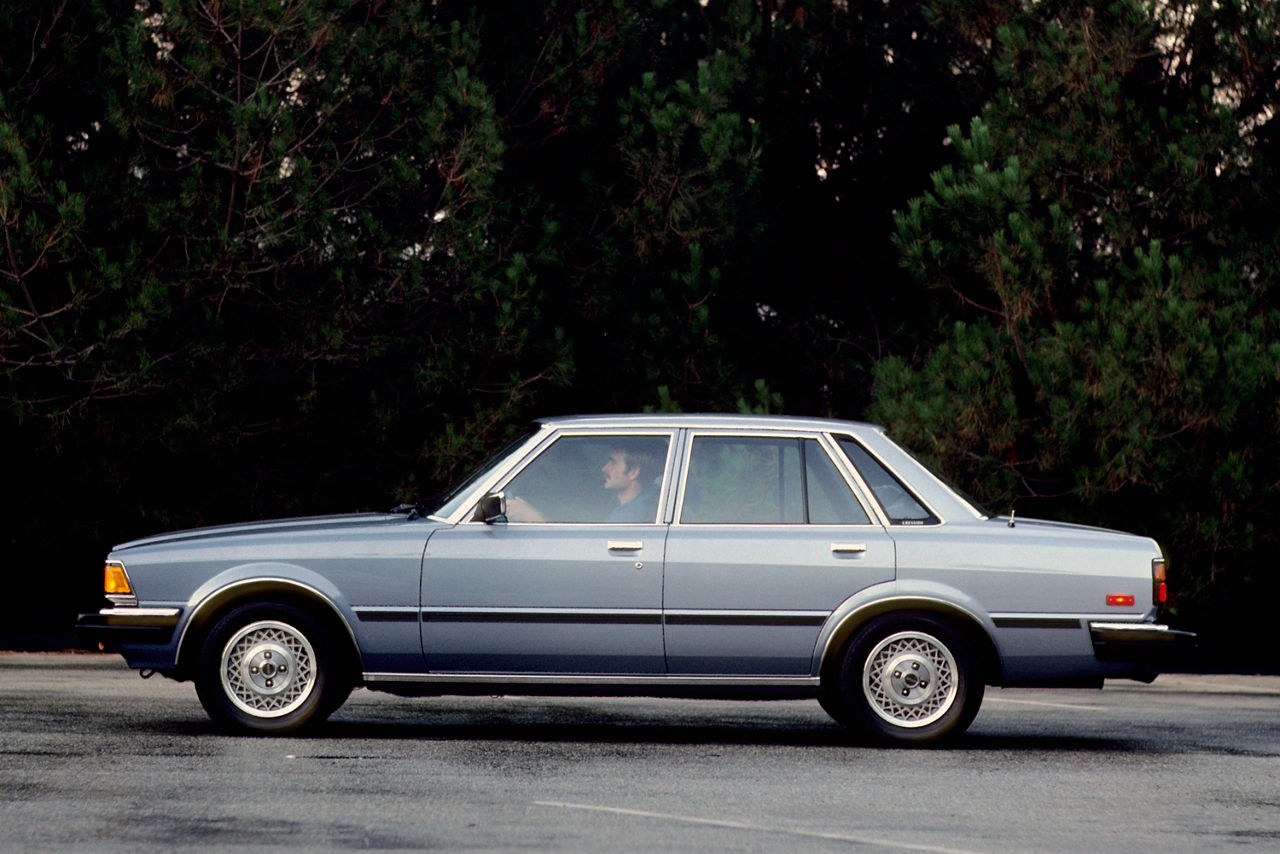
[{"xmin": 505, "ymin": 439, "xmax": 664, "ymax": 524}]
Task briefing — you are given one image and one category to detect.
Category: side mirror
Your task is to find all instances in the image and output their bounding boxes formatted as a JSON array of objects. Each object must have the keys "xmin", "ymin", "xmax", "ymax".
[{"xmin": 471, "ymin": 491, "xmax": 507, "ymax": 523}]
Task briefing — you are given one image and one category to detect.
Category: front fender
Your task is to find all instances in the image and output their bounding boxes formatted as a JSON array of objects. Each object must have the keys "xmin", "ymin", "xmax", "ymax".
[{"xmin": 174, "ymin": 563, "xmax": 361, "ymax": 675}]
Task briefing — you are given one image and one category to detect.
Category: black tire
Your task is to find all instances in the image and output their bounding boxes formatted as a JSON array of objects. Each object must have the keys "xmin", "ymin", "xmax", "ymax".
[
  {"xmin": 816, "ymin": 683, "xmax": 849, "ymax": 726},
  {"xmin": 829, "ymin": 613, "xmax": 984, "ymax": 746},
  {"xmin": 194, "ymin": 602, "xmax": 350, "ymax": 734}
]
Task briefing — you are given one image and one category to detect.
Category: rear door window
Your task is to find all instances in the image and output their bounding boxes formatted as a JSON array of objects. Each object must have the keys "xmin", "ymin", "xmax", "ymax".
[{"xmin": 680, "ymin": 435, "xmax": 871, "ymax": 525}]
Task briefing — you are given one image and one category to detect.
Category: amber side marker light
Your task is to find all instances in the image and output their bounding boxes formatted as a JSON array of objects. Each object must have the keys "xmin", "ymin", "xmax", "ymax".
[
  {"xmin": 104, "ymin": 562, "xmax": 133, "ymax": 596},
  {"xmin": 1106, "ymin": 594, "xmax": 1136, "ymax": 607}
]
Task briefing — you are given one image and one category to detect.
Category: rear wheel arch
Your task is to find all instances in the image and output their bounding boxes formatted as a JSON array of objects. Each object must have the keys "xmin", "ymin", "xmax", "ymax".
[
  {"xmin": 828, "ymin": 611, "xmax": 985, "ymax": 743},
  {"xmin": 818, "ymin": 600, "xmax": 1001, "ymax": 692}
]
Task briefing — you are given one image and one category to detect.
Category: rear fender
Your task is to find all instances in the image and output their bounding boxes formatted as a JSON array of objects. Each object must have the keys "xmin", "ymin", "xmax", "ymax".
[{"xmin": 816, "ymin": 582, "xmax": 1002, "ymax": 687}]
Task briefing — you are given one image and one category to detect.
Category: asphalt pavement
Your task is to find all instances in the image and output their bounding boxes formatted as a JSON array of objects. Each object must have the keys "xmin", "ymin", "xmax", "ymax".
[{"xmin": 1, "ymin": 653, "xmax": 1277, "ymax": 853}]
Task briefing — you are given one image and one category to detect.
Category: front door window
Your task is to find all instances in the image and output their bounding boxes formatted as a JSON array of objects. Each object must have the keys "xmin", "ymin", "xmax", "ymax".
[{"xmin": 503, "ymin": 434, "xmax": 671, "ymax": 524}]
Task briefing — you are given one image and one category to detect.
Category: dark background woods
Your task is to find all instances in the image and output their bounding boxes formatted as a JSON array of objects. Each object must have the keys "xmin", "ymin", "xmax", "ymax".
[{"xmin": 3, "ymin": 0, "xmax": 1277, "ymax": 665}]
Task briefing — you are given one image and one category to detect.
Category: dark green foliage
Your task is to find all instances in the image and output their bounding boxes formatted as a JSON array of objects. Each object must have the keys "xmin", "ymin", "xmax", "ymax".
[
  {"xmin": 875, "ymin": 0, "xmax": 1280, "ymax": 641},
  {"xmin": 2, "ymin": 0, "xmax": 1276, "ymax": 661}
]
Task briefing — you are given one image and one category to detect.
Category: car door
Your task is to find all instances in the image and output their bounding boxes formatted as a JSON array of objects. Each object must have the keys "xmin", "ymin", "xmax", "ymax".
[
  {"xmin": 662, "ymin": 431, "xmax": 896, "ymax": 675},
  {"xmin": 421, "ymin": 431, "xmax": 674, "ymax": 674}
]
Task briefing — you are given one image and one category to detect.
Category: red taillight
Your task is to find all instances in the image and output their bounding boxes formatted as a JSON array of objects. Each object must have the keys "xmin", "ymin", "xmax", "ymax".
[
  {"xmin": 1106, "ymin": 594, "xmax": 1136, "ymax": 607},
  {"xmin": 1152, "ymin": 558, "xmax": 1167, "ymax": 606}
]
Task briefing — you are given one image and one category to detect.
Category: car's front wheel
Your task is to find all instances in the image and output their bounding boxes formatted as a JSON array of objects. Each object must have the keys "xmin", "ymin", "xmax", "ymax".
[
  {"xmin": 194, "ymin": 602, "xmax": 348, "ymax": 734},
  {"xmin": 831, "ymin": 614, "xmax": 984, "ymax": 746}
]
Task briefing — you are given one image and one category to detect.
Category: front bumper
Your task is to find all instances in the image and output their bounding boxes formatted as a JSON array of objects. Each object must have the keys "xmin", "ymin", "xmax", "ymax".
[
  {"xmin": 1089, "ymin": 621, "xmax": 1197, "ymax": 668},
  {"xmin": 75, "ymin": 607, "xmax": 182, "ymax": 647}
]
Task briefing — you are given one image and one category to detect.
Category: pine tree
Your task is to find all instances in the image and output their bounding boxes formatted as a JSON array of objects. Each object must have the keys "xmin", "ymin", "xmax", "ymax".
[{"xmin": 874, "ymin": 0, "xmax": 1280, "ymax": 642}]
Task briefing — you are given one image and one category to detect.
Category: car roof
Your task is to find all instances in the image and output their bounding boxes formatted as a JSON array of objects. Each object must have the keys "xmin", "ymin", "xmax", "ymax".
[{"xmin": 534, "ymin": 413, "xmax": 885, "ymax": 433}]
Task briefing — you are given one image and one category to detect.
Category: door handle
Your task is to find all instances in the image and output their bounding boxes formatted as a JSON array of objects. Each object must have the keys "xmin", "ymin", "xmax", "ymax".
[
  {"xmin": 830, "ymin": 542, "xmax": 868, "ymax": 554},
  {"xmin": 607, "ymin": 541, "xmax": 644, "ymax": 551}
]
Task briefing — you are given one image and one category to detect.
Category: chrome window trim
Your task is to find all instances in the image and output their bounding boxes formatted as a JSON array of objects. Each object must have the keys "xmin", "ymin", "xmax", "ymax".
[
  {"xmin": 816, "ymin": 432, "xmax": 891, "ymax": 528},
  {"xmin": 673, "ymin": 429, "xmax": 881, "ymax": 527}
]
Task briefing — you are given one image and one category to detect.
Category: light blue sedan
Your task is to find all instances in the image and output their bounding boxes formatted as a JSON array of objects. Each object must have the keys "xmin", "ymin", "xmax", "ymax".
[{"xmin": 78, "ymin": 414, "xmax": 1194, "ymax": 744}]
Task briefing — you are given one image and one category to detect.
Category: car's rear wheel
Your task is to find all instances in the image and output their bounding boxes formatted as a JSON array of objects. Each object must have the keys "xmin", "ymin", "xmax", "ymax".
[
  {"xmin": 831, "ymin": 613, "xmax": 984, "ymax": 745},
  {"xmin": 194, "ymin": 602, "xmax": 349, "ymax": 734}
]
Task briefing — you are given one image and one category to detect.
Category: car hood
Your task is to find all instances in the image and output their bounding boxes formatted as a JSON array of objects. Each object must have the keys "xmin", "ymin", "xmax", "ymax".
[{"xmin": 112, "ymin": 513, "xmax": 423, "ymax": 552}]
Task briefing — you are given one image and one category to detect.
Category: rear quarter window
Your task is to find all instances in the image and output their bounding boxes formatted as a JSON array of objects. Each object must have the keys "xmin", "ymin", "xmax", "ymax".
[{"xmin": 834, "ymin": 436, "xmax": 938, "ymax": 525}]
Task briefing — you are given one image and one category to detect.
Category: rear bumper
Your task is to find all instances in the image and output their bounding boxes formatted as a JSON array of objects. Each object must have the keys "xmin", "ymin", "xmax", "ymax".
[
  {"xmin": 1089, "ymin": 621, "xmax": 1198, "ymax": 668},
  {"xmin": 75, "ymin": 607, "xmax": 182, "ymax": 647}
]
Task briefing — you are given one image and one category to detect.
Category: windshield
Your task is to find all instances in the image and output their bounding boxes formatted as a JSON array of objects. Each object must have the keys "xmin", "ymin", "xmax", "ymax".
[{"xmin": 429, "ymin": 425, "xmax": 543, "ymax": 519}]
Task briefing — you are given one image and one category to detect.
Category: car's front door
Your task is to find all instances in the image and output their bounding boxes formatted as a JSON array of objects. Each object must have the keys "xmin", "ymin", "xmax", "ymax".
[
  {"xmin": 421, "ymin": 431, "xmax": 674, "ymax": 674},
  {"xmin": 662, "ymin": 432, "xmax": 896, "ymax": 675}
]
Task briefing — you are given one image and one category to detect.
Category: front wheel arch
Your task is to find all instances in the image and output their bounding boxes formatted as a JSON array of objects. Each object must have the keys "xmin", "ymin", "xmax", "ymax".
[
  {"xmin": 190, "ymin": 599, "xmax": 356, "ymax": 734},
  {"xmin": 178, "ymin": 580, "xmax": 362, "ymax": 682}
]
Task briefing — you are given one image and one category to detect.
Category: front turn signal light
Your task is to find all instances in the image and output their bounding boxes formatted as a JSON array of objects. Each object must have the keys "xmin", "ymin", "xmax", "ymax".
[{"xmin": 104, "ymin": 562, "xmax": 133, "ymax": 595}]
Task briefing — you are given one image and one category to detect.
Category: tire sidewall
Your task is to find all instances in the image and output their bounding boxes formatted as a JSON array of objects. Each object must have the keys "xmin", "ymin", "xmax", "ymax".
[
  {"xmin": 838, "ymin": 613, "xmax": 984, "ymax": 746},
  {"xmin": 194, "ymin": 602, "xmax": 337, "ymax": 735}
]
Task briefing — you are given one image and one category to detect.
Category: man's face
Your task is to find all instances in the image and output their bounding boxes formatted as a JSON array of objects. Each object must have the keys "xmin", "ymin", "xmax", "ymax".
[{"xmin": 602, "ymin": 451, "xmax": 638, "ymax": 493}]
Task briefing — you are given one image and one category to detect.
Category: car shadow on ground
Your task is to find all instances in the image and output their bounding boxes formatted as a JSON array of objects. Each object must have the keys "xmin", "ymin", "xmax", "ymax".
[{"xmin": 142, "ymin": 710, "xmax": 1145, "ymax": 754}]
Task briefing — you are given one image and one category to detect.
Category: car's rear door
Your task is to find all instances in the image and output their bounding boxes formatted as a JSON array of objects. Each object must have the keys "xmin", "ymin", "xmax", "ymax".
[
  {"xmin": 421, "ymin": 430, "xmax": 674, "ymax": 674},
  {"xmin": 662, "ymin": 431, "xmax": 896, "ymax": 675}
]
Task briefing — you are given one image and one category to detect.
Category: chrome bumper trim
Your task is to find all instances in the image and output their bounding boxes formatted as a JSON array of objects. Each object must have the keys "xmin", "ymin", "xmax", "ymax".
[
  {"xmin": 1089, "ymin": 621, "xmax": 1190, "ymax": 640},
  {"xmin": 86, "ymin": 607, "xmax": 182, "ymax": 627},
  {"xmin": 1088, "ymin": 621, "xmax": 1197, "ymax": 665},
  {"xmin": 75, "ymin": 607, "xmax": 183, "ymax": 646}
]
